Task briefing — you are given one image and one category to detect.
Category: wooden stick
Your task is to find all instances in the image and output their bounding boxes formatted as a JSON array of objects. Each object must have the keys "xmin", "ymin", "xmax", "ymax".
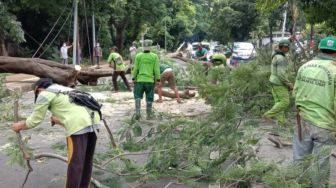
[
  {"xmin": 14, "ymin": 99, "xmax": 33, "ymax": 188},
  {"xmin": 267, "ymin": 136, "xmax": 292, "ymax": 148},
  {"xmin": 102, "ymin": 119, "xmax": 117, "ymax": 148}
]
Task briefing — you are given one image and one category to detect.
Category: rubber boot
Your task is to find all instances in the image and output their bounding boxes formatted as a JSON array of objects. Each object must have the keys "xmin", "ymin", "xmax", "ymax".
[
  {"xmin": 134, "ymin": 99, "xmax": 141, "ymax": 120},
  {"xmin": 146, "ymin": 102, "xmax": 153, "ymax": 120}
]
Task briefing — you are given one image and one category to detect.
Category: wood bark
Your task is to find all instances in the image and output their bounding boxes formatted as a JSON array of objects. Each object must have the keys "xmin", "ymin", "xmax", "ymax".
[
  {"xmin": 154, "ymin": 88, "xmax": 195, "ymax": 99},
  {"xmin": 0, "ymin": 38, "xmax": 8, "ymax": 56},
  {"xmin": 0, "ymin": 56, "xmax": 78, "ymax": 86},
  {"xmin": 166, "ymin": 52, "xmax": 191, "ymax": 63},
  {"xmin": 0, "ymin": 56, "xmax": 112, "ymax": 86},
  {"xmin": 77, "ymin": 68, "xmax": 112, "ymax": 85}
]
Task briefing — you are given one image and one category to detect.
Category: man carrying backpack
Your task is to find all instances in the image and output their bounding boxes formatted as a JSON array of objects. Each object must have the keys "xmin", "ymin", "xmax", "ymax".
[
  {"xmin": 12, "ymin": 78, "xmax": 101, "ymax": 188},
  {"xmin": 132, "ymin": 43, "xmax": 161, "ymax": 120},
  {"xmin": 108, "ymin": 46, "xmax": 132, "ymax": 92},
  {"xmin": 263, "ymin": 39, "xmax": 293, "ymax": 126}
]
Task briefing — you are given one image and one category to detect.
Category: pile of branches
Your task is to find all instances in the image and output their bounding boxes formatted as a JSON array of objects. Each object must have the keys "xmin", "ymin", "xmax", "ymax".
[{"xmin": 1, "ymin": 49, "xmax": 323, "ymax": 187}]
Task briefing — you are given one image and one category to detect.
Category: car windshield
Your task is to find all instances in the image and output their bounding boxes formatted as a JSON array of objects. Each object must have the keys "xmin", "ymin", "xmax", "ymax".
[{"xmin": 233, "ymin": 43, "xmax": 254, "ymax": 50}]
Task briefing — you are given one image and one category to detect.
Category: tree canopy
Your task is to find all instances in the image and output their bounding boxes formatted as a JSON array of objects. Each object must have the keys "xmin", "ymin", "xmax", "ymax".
[{"xmin": 0, "ymin": 0, "xmax": 335, "ymax": 57}]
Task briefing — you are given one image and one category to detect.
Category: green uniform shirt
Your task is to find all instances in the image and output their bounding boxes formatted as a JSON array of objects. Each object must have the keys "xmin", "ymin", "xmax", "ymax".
[
  {"xmin": 294, "ymin": 54, "xmax": 336, "ymax": 131},
  {"xmin": 108, "ymin": 52, "xmax": 126, "ymax": 71},
  {"xmin": 196, "ymin": 48, "xmax": 208, "ymax": 61},
  {"xmin": 26, "ymin": 89, "xmax": 100, "ymax": 136},
  {"xmin": 269, "ymin": 51, "xmax": 292, "ymax": 87},
  {"xmin": 133, "ymin": 51, "xmax": 160, "ymax": 83},
  {"xmin": 211, "ymin": 53, "xmax": 226, "ymax": 66},
  {"xmin": 160, "ymin": 63, "xmax": 171, "ymax": 74}
]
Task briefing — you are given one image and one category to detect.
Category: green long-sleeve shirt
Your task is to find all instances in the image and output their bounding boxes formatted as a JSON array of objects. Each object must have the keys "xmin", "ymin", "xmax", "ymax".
[
  {"xmin": 132, "ymin": 51, "xmax": 160, "ymax": 83},
  {"xmin": 108, "ymin": 52, "xmax": 126, "ymax": 71},
  {"xmin": 294, "ymin": 54, "xmax": 336, "ymax": 131},
  {"xmin": 269, "ymin": 51, "xmax": 292, "ymax": 87},
  {"xmin": 26, "ymin": 85, "xmax": 100, "ymax": 136}
]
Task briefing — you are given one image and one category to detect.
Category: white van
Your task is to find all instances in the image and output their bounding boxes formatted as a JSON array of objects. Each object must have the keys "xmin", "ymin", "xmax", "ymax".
[{"xmin": 262, "ymin": 31, "xmax": 291, "ymax": 46}]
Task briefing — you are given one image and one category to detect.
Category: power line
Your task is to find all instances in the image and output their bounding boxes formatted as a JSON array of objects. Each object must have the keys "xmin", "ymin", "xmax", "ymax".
[
  {"xmin": 31, "ymin": 5, "xmax": 69, "ymax": 58},
  {"xmin": 83, "ymin": 0, "xmax": 92, "ymax": 65},
  {"xmin": 38, "ymin": 11, "xmax": 72, "ymax": 58}
]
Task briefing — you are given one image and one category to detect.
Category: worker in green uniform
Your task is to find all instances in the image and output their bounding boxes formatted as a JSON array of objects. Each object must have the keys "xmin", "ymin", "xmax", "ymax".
[
  {"xmin": 132, "ymin": 43, "xmax": 161, "ymax": 120},
  {"xmin": 208, "ymin": 52, "xmax": 227, "ymax": 84},
  {"xmin": 12, "ymin": 78, "xmax": 100, "ymax": 188},
  {"xmin": 107, "ymin": 46, "xmax": 132, "ymax": 92},
  {"xmin": 263, "ymin": 39, "xmax": 293, "ymax": 126},
  {"xmin": 156, "ymin": 63, "xmax": 181, "ymax": 103},
  {"xmin": 293, "ymin": 37, "xmax": 336, "ymax": 188},
  {"xmin": 210, "ymin": 53, "xmax": 226, "ymax": 66}
]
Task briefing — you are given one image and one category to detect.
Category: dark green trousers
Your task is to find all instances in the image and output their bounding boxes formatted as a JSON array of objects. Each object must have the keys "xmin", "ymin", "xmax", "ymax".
[{"xmin": 133, "ymin": 82, "xmax": 155, "ymax": 102}]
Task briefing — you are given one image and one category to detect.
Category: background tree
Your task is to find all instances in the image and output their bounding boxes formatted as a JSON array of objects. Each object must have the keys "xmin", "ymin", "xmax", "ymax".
[
  {"xmin": 209, "ymin": 0, "xmax": 259, "ymax": 44},
  {"xmin": 0, "ymin": 1, "xmax": 25, "ymax": 56}
]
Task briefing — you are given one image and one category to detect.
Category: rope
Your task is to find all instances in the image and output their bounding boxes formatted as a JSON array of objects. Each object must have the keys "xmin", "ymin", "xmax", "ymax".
[
  {"xmin": 38, "ymin": 11, "xmax": 72, "ymax": 58},
  {"xmin": 31, "ymin": 5, "xmax": 68, "ymax": 58},
  {"xmin": 83, "ymin": 0, "xmax": 92, "ymax": 65},
  {"xmin": 22, "ymin": 28, "xmax": 40, "ymax": 46}
]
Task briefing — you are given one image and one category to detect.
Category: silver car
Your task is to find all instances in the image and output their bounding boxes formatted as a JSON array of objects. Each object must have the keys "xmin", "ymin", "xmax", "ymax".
[{"xmin": 232, "ymin": 42, "xmax": 256, "ymax": 60}]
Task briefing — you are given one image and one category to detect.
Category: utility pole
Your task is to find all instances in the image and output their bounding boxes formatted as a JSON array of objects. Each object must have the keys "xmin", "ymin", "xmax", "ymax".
[
  {"xmin": 72, "ymin": 0, "xmax": 78, "ymax": 66},
  {"xmin": 165, "ymin": 17, "xmax": 167, "ymax": 52},
  {"xmin": 281, "ymin": 1, "xmax": 288, "ymax": 38},
  {"xmin": 92, "ymin": 0, "xmax": 96, "ymax": 51}
]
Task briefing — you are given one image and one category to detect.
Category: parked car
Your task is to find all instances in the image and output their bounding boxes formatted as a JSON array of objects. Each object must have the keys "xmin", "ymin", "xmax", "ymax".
[{"xmin": 232, "ymin": 42, "xmax": 256, "ymax": 61}]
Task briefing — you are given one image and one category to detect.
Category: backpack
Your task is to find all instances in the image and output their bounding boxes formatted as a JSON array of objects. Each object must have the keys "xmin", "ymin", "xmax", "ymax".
[{"xmin": 62, "ymin": 90, "xmax": 103, "ymax": 120}]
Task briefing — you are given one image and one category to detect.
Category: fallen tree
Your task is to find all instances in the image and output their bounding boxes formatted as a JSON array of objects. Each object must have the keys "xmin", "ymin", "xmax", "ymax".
[
  {"xmin": 0, "ymin": 56, "xmax": 112, "ymax": 86},
  {"xmin": 0, "ymin": 57, "xmax": 197, "ymax": 100}
]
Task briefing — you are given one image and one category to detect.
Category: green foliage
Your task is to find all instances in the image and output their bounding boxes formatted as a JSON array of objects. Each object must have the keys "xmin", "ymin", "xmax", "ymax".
[
  {"xmin": 0, "ymin": 74, "xmax": 10, "ymax": 99},
  {"xmin": 0, "ymin": 1, "xmax": 25, "ymax": 43},
  {"xmin": 188, "ymin": 52, "xmax": 273, "ymax": 118},
  {"xmin": 210, "ymin": 0, "xmax": 260, "ymax": 43},
  {"xmin": 2, "ymin": 134, "xmax": 33, "ymax": 168},
  {"xmin": 256, "ymin": 0, "xmax": 286, "ymax": 14}
]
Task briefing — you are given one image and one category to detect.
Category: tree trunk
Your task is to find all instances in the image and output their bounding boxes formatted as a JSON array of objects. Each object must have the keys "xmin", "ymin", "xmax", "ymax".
[
  {"xmin": 77, "ymin": 69, "xmax": 112, "ymax": 85},
  {"xmin": 0, "ymin": 38, "xmax": 8, "ymax": 56},
  {"xmin": 0, "ymin": 56, "xmax": 78, "ymax": 86},
  {"xmin": 115, "ymin": 26, "xmax": 125, "ymax": 52},
  {"xmin": 0, "ymin": 56, "xmax": 112, "ymax": 86},
  {"xmin": 269, "ymin": 22, "xmax": 273, "ymax": 47},
  {"xmin": 154, "ymin": 88, "xmax": 195, "ymax": 99}
]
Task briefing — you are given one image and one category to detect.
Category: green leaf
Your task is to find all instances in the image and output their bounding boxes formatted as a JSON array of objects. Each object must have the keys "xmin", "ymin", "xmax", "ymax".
[{"xmin": 132, "ymin": 125, "xmax": 142, "ymax": 137}]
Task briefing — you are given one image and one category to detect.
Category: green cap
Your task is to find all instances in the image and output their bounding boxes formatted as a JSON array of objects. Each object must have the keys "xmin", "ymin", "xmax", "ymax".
[
  {"xmin": 279, "ymin": 39, "xmax": 290, "ymax": 47},
  {"xmin": 319, "ymin": 37, "xmax": 336, "ymax": 51}
]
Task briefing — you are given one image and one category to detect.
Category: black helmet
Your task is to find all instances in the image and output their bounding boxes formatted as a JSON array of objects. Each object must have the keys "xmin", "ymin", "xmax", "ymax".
[{"xmin": 34, "ymin": 78, "xmax": 53, "ymax": 103}]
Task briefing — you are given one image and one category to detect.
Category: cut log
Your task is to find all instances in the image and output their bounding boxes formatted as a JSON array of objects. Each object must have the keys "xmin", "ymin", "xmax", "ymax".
[
  {"xmin": 77, "ymin": 68, "xmax": 112, "ymax": 85},
  {"xmin": 0, "ymin": 56, "xmax": 113, "ymax": 86},
  {"xmin": 154, "ymin": 88, "xmax": 195, "ymax": 99}
]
